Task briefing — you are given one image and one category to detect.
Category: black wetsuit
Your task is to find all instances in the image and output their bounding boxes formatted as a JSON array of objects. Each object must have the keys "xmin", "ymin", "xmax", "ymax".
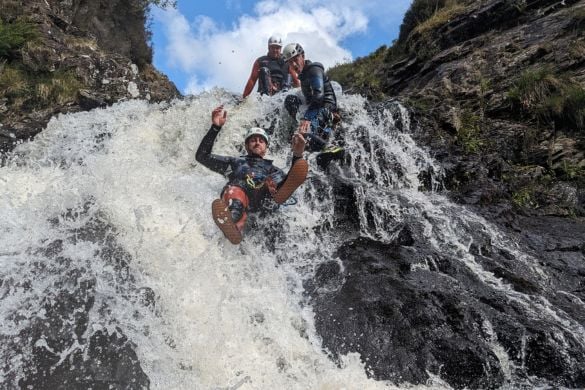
[
  {"xmin": 298, "ymin": 60, "xmax": 337, "ymax": 111},
  {"xmin": 257, "ymin": 55, "xmax": 291, "ymax": 95},
  {"xmin": 284, "ymin": 60, "xmax": 339, "ymax": 152},
  {"xmin": 195, "ymin": 124, "xmax": 299, "ymax": 210}
]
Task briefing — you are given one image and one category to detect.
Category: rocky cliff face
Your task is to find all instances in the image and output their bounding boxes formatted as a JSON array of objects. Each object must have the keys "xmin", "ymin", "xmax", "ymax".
[
  {"xmin": 319, "ymin": 1, "xmax": 585, "ymax": 388},
  {"xmin": 0, "ymin": 0, "xmax": 179, "ymax": 154},
  {"xmin": 330, "ymin": 0, "xmax": 585, "ymax": 219}
]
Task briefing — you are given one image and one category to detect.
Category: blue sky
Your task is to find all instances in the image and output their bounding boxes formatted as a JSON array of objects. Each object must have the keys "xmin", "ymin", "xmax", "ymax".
[{"xmin": 150, "ymin": 0, "xmax": 413, "ymax": 95}]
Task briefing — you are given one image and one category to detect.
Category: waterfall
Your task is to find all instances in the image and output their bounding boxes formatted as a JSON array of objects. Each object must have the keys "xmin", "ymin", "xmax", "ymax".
[{"xmin": 1, "ymin": 87, "xmax": 583, "ymax": 389}]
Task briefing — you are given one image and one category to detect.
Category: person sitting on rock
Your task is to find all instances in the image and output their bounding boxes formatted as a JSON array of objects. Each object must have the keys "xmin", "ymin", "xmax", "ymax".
[
  {"xmin": 242, "ymin": 36, "xmax": 300, "ymax": 98},
  {"xmin": 196, "ymin": 105, "xmax": 308, "ymax": 244},
  {"xmin": 282, "ymin": 43, "xmax": 343, "ymax": 169}
]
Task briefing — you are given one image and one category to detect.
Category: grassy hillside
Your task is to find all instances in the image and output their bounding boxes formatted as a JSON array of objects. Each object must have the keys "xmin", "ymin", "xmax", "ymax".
[{"xmin": 328, "ymin": 0, "xmax": 585, "ymax": 216}]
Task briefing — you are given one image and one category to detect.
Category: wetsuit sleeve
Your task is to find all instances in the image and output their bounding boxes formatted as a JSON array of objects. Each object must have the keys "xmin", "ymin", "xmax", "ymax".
[
  {"xmin": 195, "ymin": 125, "xmax": 235, "ymax": 175},
  {"xmin": 305, "ymin": 65, "xmax": 326, "ymax": 111},
  {"xmin": 242, "ymin": 60, "xmax": 260, "ymax": 98}
]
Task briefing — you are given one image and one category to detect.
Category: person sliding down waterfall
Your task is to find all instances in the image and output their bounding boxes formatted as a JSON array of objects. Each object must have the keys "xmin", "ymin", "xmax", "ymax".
[
  {"xmin": 196, "ymin": 105, "xmax": 308, "ymax": 245},
  {"xmin": 282, "ymin": 43, "xmax": 343, "ymax": 170},
  {"xmin": 242, "ymin": 36, "xmax": 300, "ymax": 98}
]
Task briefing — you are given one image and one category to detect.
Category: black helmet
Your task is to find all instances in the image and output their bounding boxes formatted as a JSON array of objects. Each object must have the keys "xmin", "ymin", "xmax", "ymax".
[{"xmin": 282, "ymin": 43, "xmax": 304, "ymax": 62}]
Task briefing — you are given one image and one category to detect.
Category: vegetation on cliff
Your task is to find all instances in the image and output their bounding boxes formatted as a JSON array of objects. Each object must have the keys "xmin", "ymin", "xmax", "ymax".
[
  {"xmin": 0, "ymin": 16, "xmax": 81, "ymax": 116},
  {"xmin": 329, "ymin": 0, "xmax": 474, "ymax": 99},
  {"xmin": 0, "ymin": 0, "xmax": 179, "ymax": 153},
  {"xmin": 329, "ymin": 0, "xmax": 585, "ymax": 217},
  {"xmin": 0, "ymin": 18, "xmax": 38, "ymax": 58}
]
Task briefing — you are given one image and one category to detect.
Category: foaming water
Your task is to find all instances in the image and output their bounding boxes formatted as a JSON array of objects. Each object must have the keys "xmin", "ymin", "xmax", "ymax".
[
  {"xmin": 2, "ymin": 86, "xmax": 582, "ymax": 389},
  {"xmin": 0, "ymin": 91, "xmax": 416, "ymax": 389}
]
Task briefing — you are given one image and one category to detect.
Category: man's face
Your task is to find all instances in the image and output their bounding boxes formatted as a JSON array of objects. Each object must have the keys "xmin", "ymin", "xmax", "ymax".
[
  {"xmin": 268, "ymin": 44, "xmax": 281, "ymax": 59},
  {"xmin": 245, "ymin": 135, "xmax": 268, "ymax": 157},
  {"xmin": 287, "ymin": 54, "xmax": 304, "ymax": 73}
]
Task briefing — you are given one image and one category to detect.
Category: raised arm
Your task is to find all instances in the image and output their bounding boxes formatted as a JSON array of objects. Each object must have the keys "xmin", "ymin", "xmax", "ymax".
[
  {"xmin": 195, "ymin": 106, "xmax": 234, "ymax": 175},
  {"xmin": 242, "ymin": 60, "xmax": 260, "ymax": 98}
]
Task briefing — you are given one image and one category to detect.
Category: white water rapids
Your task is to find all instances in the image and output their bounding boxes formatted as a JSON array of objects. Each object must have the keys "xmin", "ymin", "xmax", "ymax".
[{"xmin": 1, "ymin": 88, "xmax": 583, "ymax": 389}]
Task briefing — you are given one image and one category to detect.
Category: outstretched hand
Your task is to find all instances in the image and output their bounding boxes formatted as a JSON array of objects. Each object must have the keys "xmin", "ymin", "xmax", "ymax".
[
  {"xmin": 291, "ymin": 131, "xmax": 306, "ymax": 157},
  {"xmin": 211, "ymin": 105, "xmax": 227, "ymax": 127}
]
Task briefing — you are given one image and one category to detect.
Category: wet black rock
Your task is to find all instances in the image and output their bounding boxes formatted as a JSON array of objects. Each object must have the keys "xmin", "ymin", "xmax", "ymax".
[
  {"xmin": 308, "ymin": 232, "xmax": 585, "ymax": 389},
  {"xmin": 19, "ymin": 329, "xmax": 149, "ymax": 390},
  {"xmin": 0, "ymin": 204, "xmax": 151, "ymax": 389}
]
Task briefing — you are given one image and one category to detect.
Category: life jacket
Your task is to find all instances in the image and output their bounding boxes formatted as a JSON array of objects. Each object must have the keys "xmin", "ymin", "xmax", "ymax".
[
  {"xmin": 256, "ymin": 55, "xmax": 290, "ymax": 91},
  {"xmin": 226, "ymin": 156, "xmax": 286, "ymax": 210},
  {"xmin": 299, "ymin": 60, "xmax": 337, "ymax": 110}
]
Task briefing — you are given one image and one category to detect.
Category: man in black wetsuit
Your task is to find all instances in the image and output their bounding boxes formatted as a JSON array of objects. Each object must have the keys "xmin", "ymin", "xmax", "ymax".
[
  {"xmin": 196, "ymin": 105, "xmax": 307, "ymax": 244},
  {"xmin": 242, "ymin": 36, "xmax": 300, "ymax": 98},
  {"xmin": 282, "ymin": 43, "xmax": 343, "ymax": 168}
]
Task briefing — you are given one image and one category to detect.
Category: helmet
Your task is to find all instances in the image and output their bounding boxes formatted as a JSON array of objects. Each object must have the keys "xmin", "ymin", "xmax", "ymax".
[
  {"xmin": 244, "ymin": 127, "xmax": 269, "ymax": 145},
  {"xmin": 282, "ymin": 43, "xmax": 304, "ymax": 62},
  {"xmin": 267, "ymin": 35, "xmax": 282, "ymax": 47}
]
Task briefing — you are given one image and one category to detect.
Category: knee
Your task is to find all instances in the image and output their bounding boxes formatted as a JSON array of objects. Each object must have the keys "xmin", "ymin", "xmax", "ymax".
[{"xmin": 228, "ymin": 199, "xmax": 245, "ymax": 222}]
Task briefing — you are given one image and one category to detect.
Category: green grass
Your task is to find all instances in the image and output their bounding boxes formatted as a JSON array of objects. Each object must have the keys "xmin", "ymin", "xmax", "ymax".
[
  {"xmin": 411, "ymin": 1, "xmax": 466, "ymax": 36},
  {"xmin": 328, "ymin": 45, "xmax": 389, "ymax": 99},
  {"xmin": 512, "ymin": 187, "xmax": 537, "ymax": 208},
  {"xmin": 0, "ymin": 64, "xmax": 82, "ymax": 110},
  {"xmin": 397, "ymin": 0, "xmax": 467, "ymax": 60},
  {"xmin": 562, "ymin": 85, "xmax": 585, "ymax": 130},
  {"xmin": 568, "ymin": 39, "xmax": 585, "ymax": 60},
  {"xmin": 0, "ymin": 19, "xmax": 38, "ymax": 58},
  {"xmin": 457, "ymin": 110, "xmax": 484, "ymax": 154},
  {"xmin": 403, "ymin": 95, "xmax": 437, "ymax": 112},
  {"xmin": 398, "ymin": 0, "xmax": 473, "ymax": 43},
  {"xmin": 557, "ymin": 160, "xmax": 585, "ymax": 180},
  {"xmin": 508, "ymin": 67, "xmax": 585, "ymax": 133}
]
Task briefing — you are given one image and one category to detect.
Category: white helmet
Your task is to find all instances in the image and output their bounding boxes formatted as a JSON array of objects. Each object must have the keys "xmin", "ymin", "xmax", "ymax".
[
  {"xmin": 282, "ymin": 43, "xmax": 304, "ymax": 62},
  {"xmin": 267, "ymin": 35, "xmax": 282, "ymax": 47},
  {"xmin": 244, "ymin": 127, "xmax": 269, "ymax": 145}
]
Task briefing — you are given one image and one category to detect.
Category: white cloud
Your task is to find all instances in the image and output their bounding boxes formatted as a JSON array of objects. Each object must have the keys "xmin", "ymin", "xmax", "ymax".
[{"xmin": 154, "ymin": 0, "xmax": 412, "ymax": 95}]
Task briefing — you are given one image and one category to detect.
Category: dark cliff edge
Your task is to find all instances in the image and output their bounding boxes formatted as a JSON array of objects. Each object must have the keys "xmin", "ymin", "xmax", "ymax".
[{"xmin": 0, "ymin": 0, "xmax": 180, "ymax": 155}]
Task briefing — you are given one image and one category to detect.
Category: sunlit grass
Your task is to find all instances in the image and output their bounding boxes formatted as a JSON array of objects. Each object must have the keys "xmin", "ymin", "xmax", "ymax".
[
  {"xmin": 0, "ymin": 64, "xmax": 82, "ymax": 109},
  {"xmin": 508, "ymin": 67, "xmax": 585, "ymax": 132},
  {"xmin": 412, "ymin": 1, "xmax": 467, "ymax": 36}
]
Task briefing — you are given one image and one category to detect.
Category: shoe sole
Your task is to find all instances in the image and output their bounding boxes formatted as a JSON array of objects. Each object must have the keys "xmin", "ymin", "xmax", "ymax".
[
  {"xmin": 211, "ymin": 199, "xmax": 242, "ymax": 244},
  {"xmin": 273, "ymin": 159, "xmax": 308, "ymax": 204}
]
